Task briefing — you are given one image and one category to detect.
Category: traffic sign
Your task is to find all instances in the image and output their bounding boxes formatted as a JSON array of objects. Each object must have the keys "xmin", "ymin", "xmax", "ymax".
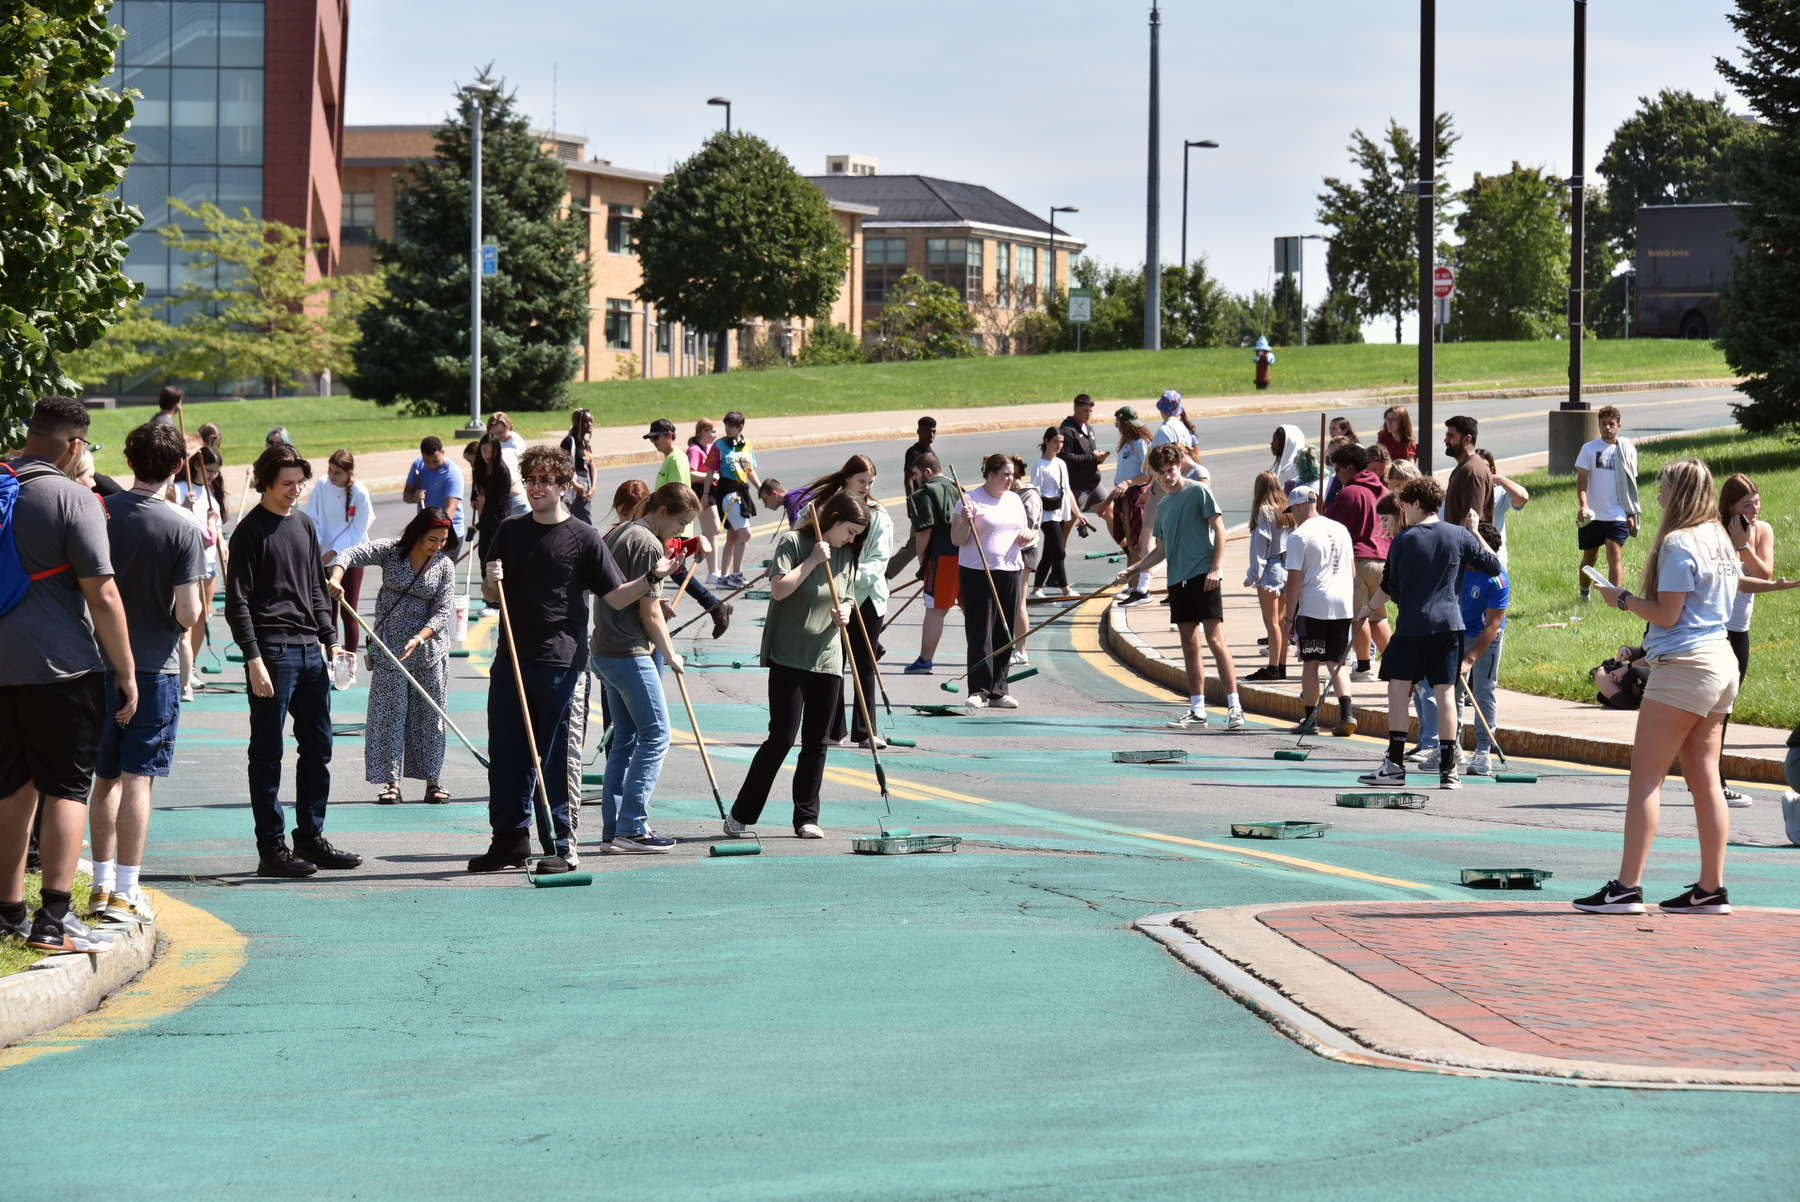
[
  {"xmin": 1432, "ymin": 264, "xmax": 1455, "ymax": 299},
  {"xmin": 480, "ymin": 242, "xmax": 498, "ymax": 277},
  {"xmin": 1068, "ymin": 287, "xmax": 1093, "ymax": 324},
  {"xmin": 1274, "ymin": 236, "xmax": 1301, "ymax": 275}
]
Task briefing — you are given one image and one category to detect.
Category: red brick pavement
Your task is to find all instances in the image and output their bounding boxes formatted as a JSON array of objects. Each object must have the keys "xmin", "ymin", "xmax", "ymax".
[{"xmin": 1260, "ymin": 903, "xmax": 1800, "ymax": 1073}]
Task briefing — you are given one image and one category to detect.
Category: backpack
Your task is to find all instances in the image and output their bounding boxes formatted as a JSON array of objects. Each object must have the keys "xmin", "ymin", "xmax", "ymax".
[{"xmin": 0, "ymin": 461, "xmax": 73, "ymax": 618}]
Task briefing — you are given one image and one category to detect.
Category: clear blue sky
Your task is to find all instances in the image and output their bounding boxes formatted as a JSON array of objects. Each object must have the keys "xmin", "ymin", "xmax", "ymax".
[{"xmin": 346, "ymin": 1, "xmax": 1747, "ymax": 343}]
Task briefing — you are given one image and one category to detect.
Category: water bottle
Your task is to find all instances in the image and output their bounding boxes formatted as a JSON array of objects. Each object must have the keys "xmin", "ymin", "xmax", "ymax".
[{"xmin": 332, "ymin": 649, "xmax": 354, "ymax": 690}]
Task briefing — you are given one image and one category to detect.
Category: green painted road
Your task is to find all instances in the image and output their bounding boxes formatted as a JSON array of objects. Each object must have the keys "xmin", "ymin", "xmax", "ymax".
[{"xmin": 11, "ymin": 442, "xmax": 1800, "ymax": 1193}]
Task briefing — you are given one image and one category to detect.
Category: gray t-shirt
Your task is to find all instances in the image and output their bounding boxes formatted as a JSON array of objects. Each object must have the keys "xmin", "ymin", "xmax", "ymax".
[
  {"xmin": 0, "ymin": 457, "xmax": 113, "ymax": 685},
  {"xmin": 594, "ymin": 521, "xmax": 662, "ymax": 658},
  {"xmin": 101, "ymin": 491, "xmax": 207, "ymax": 675}
]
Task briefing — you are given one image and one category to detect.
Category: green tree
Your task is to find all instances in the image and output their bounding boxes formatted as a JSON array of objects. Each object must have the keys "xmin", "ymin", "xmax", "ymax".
[
  {"xmin": 635, "ymin": 131, "xmax": 848, "ymax": 374},
  {"xmin": 4, "ymin": 0, "xmax": 142, "ymax": 445},
  {"xmin": 1316, "ymin": 116, "xmax": 1458, "ymax": 342},
  {"xmin": 1029, "ymin": 257, "xmax": 1237, "ymax": 352},
  {"xmin": 352, "ymin": 69, "xmax": 590, "ymax": 414},
  {"xmin": 1307, "ymin": 290, "xmax": 1365, "ymax": 345},
  {"xmin": 1448, "ymin": 163, "xmax": 1570, "ymax": 342},
  {"xmin": 1716, "ymin": 1, "xmax": 1800, "ymax": 430},
  {"xmin": 795, "ymin": 320, "xmax": 864, "ymax": 367},
  {"xmin": 1582, "ymin": 184, "xmax": 1627, "ymax": 339},
  {"xmin": 1597, "ymin": 89, "xmax": 1750, "ymax": 258},
  {"xmin": 861, "ymin": 273, "xmax": 977, "ymax": 361}
]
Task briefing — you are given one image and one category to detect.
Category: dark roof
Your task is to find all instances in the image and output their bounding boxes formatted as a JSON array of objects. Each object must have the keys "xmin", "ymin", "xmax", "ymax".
[{"xmin": 806, "ymin": 174, "xmax": 1064, "ymax": 235}]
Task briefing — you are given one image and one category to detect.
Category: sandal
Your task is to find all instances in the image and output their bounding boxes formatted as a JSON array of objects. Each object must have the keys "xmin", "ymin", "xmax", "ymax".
[
  {"xmin": 376, "ymin": 783, "xmax": 401, "ymax": 805},
  {"xmin": 424, "ymin": 784, "xmax": 451, "ymax": 804}
]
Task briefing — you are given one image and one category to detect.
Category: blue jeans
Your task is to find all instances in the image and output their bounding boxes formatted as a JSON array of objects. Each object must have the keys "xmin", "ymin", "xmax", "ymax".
[
  {"xmin": 98, "ymin": 671, "xmax": 182, "ymax": 779},
  {"xmin": 486, "ymin": 660, "xmax": 579, "ymax": 853},
  {"xmin": 591, "ymin": 654, "xmax": 669, "ymax": 841},
  {"xmin": 246, "ymin": 643, "xmax": 332, "ymax": 844},
  {"xmin": 1414, "ymin": 634, "xmax": 1503, "ymax": 753}
]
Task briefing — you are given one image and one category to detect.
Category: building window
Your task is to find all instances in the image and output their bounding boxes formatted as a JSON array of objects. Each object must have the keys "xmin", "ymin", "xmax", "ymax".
[
  {"xmin": 605, "ymin": 299, "xmax": 633, "ymax": 350},
  {"xmin": 340, "ymin": 191, "xmax": 375, "ymax": 246},
  {"xmin": 995, "ymin": 243, "xmax": 1011, "ymax": 306},
  {"xmin": 926, "ymin": 237, "xmax": 982, "ymax": 301},
  {"xmin": 656, "ymin": 322, "xmax": 672, "ymax": 353},
  {"xmin": 1017, "ymin": 245, "xmax": 1038, "ymax": 305},
  {"xmin": 863, "ymin": 238, "xmax": 906, "ymax": 304},
  {"xmin": 606, "ymin": 205, "xmax": 636, "ymax": 255}
]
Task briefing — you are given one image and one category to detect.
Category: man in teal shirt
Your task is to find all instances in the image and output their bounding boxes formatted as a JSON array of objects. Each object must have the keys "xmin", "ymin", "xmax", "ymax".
[{"xmin": 1116, "ymin": 444, "xmax": 1242, "ymax": 730}]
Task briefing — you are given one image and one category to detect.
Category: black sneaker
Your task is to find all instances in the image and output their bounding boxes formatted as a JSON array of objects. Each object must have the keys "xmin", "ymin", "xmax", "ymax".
[
  {"xmin": 293, "ymin": 833, "xmax": 362, "ymax": 870},
  {"xmin": 1117, "ymin": 590, "xmax": 1153, "ymax": 607},
  {"xmin": 1572, "ymin": 879, "xmax": 1645, "ymax": 914},
  {"xmin": 532, "ymin": 854, "xmax": 575, "ymax": 875},
  {"xmin": 468, "ymin": 831, "xmax": 532, "ymax": 873},
  {"xmin": 711, "ymin": 601, "xmax": 733, "ymax": 640},
  {"xmin": 1659, "ymin": 883, "xmax": 1732, "ymax": 915},
  {"xmin": 1244, "ymin": 666, "xmax": 1282, "ymax": 682},
  {"xmin": 0, "ymin": 908, "xmax": 30, "ymax": 942},
  {"xmin": 26, "ymin": 911, "xmax": 116, "ymax": 953},
  {"xmin": 1439, "ymin": 761, "xmax": 1462, "ymax": 791},
  {"xmin": 257, "ymin": 839, "xmax": 318, "ymax": 878}
]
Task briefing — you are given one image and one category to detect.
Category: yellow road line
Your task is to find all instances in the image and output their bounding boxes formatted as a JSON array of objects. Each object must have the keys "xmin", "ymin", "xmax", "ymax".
[{"xmin": 0, "ymin": 888, "xmax": 247, "ymax": 1072}]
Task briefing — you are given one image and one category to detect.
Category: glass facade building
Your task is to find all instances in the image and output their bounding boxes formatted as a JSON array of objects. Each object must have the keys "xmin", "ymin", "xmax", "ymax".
[{"xmin": 106, "ymin": 2, "xmax": 266, "ymax": 315}]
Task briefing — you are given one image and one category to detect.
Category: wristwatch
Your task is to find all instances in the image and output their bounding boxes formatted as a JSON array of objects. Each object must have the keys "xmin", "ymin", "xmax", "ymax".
[{"xmin": 1616, "ymin": 590, "xmax": 1632, "ymax": 612}]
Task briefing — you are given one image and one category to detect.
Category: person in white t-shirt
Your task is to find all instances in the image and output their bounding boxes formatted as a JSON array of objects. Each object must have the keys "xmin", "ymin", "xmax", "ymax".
[
  {"xmin": 1280, "ymin": 484, "xmax": 1358, "ymax": 738},
  {"xmin": 1575, "ymin": 405, "xmax": 1640, "ymax": 598}
]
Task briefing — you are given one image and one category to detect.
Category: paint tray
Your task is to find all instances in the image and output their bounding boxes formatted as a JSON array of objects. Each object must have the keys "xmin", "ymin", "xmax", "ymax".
[
  {"xmin": 910, "ymin": 703, "xmax": 969, "ymax": 717},
  {"xmin": 1336, "ymin": 791, "xmax": 1428, "ymax": 809},
  {"xmin": 1459, "ymin": 868, "xmax": 1553, "ymax": 890},
  {"xmin": 852, "ymin": 833, "xmax": 962, "ymax": 855},
  {"xmin": 744, "ymin": 589, "xmax": 771, "ymax": 600},
  {"xmin": 1231, "ymin": 820, "xmax": 1332, "ymax": 840},
  {"xmin": 1112, "ymin": 749, "xmax": 1189, "ymax": 764}
]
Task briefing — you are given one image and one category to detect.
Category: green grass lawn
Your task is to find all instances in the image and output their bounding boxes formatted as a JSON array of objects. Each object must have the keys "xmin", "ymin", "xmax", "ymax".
[
  {"xmin": 0, "ymin": 872, "xmax": 95, "ymax": 979},
  {"xmin": 1500, "ymin": 427, "xmax": 1800, "ymax": 730},
  {"xmin": 83, "ymin": 339, "xmax": 1730, "ymax": 478}
]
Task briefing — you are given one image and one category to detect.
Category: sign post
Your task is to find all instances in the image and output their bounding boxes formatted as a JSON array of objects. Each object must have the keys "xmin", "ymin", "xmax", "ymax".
[
  {"xmin": 1068, "ymin": 286, "xmax": 1092, "ymax": 353},
  {"xmin": 480, "ymin": 240, "xmax": 498, "ymax": 277},
  {"xmin": 1431, "ymin": 265, "xmax": 1454, "ymax": 343}
]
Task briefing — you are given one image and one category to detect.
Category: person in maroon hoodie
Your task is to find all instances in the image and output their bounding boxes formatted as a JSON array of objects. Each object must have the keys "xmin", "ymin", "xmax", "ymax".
[{"xmin": 1324, "ymin": 442, "xmax": 1391, "ymax": 680}]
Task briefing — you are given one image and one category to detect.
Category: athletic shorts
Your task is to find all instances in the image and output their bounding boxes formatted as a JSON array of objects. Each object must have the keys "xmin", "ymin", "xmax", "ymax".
[
  {"xmin": 1071, "ymin": 485, "xmax": 1110, "ymax": 514},
  {"xmin": 1642, "ymin": 641, "xmax": 1739, "ymax": 718},
  {"xmin": 0, "ymin": 673, "xmax": 107, "ymax": 802},
  {"xmin": 926, "ymin": 553, "xmax": 961, "ymax": 610},
  {"xmin": 723, "ymin": 493, "xmax": 750, "ymax": 532},
  {"xmin": 1352, "ymin": 559, "xmax": 1387, "ymax": 613},
  {"xmin": 1378, "ymin": 632, "xmax": 1463, "ymax": 687},
  {"xmin": 1295, "ymin": 615, "xmax": 1351, "ymax": 664},
  {"xmin": 1167, "ymin": 575, "xmax": 1224, "ymax": 625},
  {"xmin": 1579, "ymin": 519, "xmax": 1631, "ymax": 551},
  {"xmin": 97, "ymin": 671, "xmax": 182, "ymax": 779}
]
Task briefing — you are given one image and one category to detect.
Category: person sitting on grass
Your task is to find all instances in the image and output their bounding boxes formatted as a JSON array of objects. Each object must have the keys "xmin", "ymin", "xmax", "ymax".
[{"xmin": 1350, "ymin": 476, "xmax": 1502, "ymax": 792}]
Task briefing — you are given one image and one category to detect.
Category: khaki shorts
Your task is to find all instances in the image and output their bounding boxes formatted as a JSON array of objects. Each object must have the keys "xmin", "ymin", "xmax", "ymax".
[
  {"xmin": 1352, "ymin": 559, "xmax": 1387, "ymax": 613},
  {"xmin": 1642, "ymin": 642, "xmax": 1740, "ymax": 717}
]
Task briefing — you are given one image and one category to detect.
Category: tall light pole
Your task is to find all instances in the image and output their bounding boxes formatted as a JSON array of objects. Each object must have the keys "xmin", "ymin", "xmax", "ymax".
[
  {"xmin": 708, "ymin": 96, "xmax": 731, "ymax": 134},
  {"xmin": 1144, "ymin": 2, "xmax": 1162, "ymax": 351},
  {"xmin": 1047, "ymin": 205, "xmax": 1077, "ymax": 302},
  {"xmin": 1416, "ymin": 0, "xmax": 1435, "ymax": 474},
  {"xmin": 1566, "ymin": 0, "xmax": 1587, "ymax": 408},
  {"xmin": 707, "ymin": 96, "xmax": 733, "ymax": 373},
  {"xmin": 1180, "ymin": 139, "xmax": 1218, "ymax": 270},
  {"xmin": 460, "ymin": 84, "xmax": 493, "ymax": 437}
]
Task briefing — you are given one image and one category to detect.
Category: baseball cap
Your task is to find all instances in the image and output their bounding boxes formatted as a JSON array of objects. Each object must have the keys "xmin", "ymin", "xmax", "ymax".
[
  {"xmin": 1114, "ymin": 405, "xmax": 1140, "ymax": 422},
  {"xmin": 644, "ymin": 418, "xmax": 677, "ymax": 440},
  {"xmin": 1286, "ymin": 484, "xmax": 1317, "ymax": 505}
]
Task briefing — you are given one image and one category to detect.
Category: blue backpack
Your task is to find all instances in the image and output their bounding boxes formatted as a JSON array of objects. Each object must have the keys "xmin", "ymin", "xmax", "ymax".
[{"xmin": 0, "ymin": 461, "xmax": 72, "ymax": 617}]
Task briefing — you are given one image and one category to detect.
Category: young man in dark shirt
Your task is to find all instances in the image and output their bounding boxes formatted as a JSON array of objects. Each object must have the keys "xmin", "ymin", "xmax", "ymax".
[
  {"xmin": 887, "ymin": 417, "xmax": 939, "ymax": 581},
  {"xmin": 1058, "ymin": 394, "xmax": 1112, "ymax": 531},
  {"xmin": 226, "ymin": 442, "xmax": 358, "ymax": 877},
  {"xmin": 1442, "ymin": 414, "xmax": 1493, "ymax": 529},
  {"xmin": 1350, "ymin": 477, "xmax": 1503, "ymax": 791},
  {"xmin": 474, "ymin": 446, "xmax": 667, "ymax": 873}
]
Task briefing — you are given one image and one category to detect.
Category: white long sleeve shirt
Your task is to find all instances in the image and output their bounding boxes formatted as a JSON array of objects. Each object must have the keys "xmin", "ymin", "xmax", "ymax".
[{"xmin": 302, "ymin": 479, "xmax": 374, "ymax": 558}]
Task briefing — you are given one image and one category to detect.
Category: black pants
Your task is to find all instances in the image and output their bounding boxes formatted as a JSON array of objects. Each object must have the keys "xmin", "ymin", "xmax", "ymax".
[
  {"xmin": 732, "ymin": 663, "xmax": 841, "ymax": 830},
  {"xmin": 1719, "ymin": 628, "xmax": 1751, "ymax": 784},
  {"xmin": 1033, "ymin": 519, "xmax": 1068, "ymax": 590},
  {"xmin": 961, "ymin": 566, "xmax": 1020, "ymax": 701},
  {"xmin": 829, "ymin": 597, "xmax": 883, "ymax": 743}
]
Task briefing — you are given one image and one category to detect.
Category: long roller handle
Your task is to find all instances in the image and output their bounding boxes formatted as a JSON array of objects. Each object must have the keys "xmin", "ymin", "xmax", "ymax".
[
  {"xmin": 337, "ymin": 595, "xmax": 490, "ymax": 769},
  {"xmin": 495, "ymin": 577, "xmax": 557, "ymax": 856},
  {"xmin": 808, "ymin": 507, "xmax": 889, "ymax": 807},
  {"xmin": 672, "ymin": 668, "xmax": 728, "ymax": 820},
  {"xmin": 940, "ymin": 579, "xmax": 1124, "ymax": 689}
]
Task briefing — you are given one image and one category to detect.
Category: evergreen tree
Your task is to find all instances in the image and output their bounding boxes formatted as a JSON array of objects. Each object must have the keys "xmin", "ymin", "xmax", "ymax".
[
  {"xmin": 1449, "ymin": 163, "xmax": 1569, "ymax": 342},
  {"xmin": 1717, "ymin": 2, "xmax": 1800, "ymax": 430},
  {"xmin": 1316, "ymin": 116, "xmax": 1457, "ymax": 342},
  {"xmin": 1306, "ymin": 290, "xmax": 1365, "ymax": 346},
  {"xmin": 351, "ymin": 69, "xmax": 590, "ymax": 414},
  {"xmin": 635, "ymin": 132, "xmax": 848, "ymax": 374},
  {"xmin": 5, "ymin": 0, "xmax": 141, "ymax": 445}
]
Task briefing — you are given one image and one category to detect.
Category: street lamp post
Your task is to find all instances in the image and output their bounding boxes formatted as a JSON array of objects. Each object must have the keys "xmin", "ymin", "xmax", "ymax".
[
  {"xmin": 708, "ymin": 96, "xmax": 731, "ymax": 134},
  {"xmin": 1545, "ymin": 0, "xmax": 1597, "ymax": 475},
  {"xmin": 1180, "ymin": 140, "xmax": 1218, "ymax": 271},
  {"xmin": 1047, "ymin": 205, "xmax": 1077, "ymax": 305},
  {"xmin": 1144, "ymin": 2, "xmax": 1161, "ymax": 351},
  {"xmin": 460, "ymin": 84, "xmax": 493, "ymax": 438},
  {"xmin": 1416, "ymin": 0, "xmax": 1435, "ymax": 474},
  {"xmin": 707, "ymin": 96, "xmax": 733, "ymax": 373}
]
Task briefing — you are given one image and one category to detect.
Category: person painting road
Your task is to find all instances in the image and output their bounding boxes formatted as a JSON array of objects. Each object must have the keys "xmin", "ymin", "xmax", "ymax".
[
  {"xmin": 1281, "ymin": 485, "xmax": 1357, "ymax": 738},
  {"xmin": 904, "ymin": 452, "xmax": 959, "ymax": 675},
  {"xmin": 1576, "ymin": 405, "xmax": 1641, "ymax": 600},
  {"xmin": 1350, "ymin": 477, "xmax": 1503, "ymax": 791},
  {"xmin": 1115, "ymin": 444, "xmax": 1243, "ymax": 731},
  {"xmin": 950, "ymin": 454, "xmax": 1031, "ymax": 709}
]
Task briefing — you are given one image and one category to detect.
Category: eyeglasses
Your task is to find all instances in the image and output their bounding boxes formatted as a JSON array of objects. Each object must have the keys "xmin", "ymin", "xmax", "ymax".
[{"xmin": 522, "ymin": 475, "xmax": 559, "ymax": 488}]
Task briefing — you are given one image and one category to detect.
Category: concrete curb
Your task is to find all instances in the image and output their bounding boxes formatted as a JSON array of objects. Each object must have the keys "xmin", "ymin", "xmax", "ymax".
[
  {"xmin": 1137, "ymin": 903, "xmax": 1800, "ymax": 1091},
  {"xmin": 0, "ymin": 921, "xmax": 157, "ymax": 1050}
]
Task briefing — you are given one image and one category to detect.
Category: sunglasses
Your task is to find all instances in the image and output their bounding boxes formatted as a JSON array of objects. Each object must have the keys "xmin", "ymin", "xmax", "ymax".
[{"xmin": 522, "ymin": 475, "xmax": 560, "ymax": 487}]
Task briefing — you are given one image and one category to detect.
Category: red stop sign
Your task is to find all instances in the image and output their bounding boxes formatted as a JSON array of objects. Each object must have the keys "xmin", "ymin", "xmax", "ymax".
[{"xmin": 1432, "ymin": 265, "xmax": 1455, "ymax": 299}]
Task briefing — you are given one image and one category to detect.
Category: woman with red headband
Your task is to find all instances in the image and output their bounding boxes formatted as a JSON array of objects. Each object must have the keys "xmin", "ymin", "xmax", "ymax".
[{"xmin": 327, "ymin": 507, "xmax": 459, "ymax": 804}]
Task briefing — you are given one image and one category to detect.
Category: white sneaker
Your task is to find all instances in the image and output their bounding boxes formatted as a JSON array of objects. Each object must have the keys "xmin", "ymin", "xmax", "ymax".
[
  {"xmin": 855, "ymin": 736, "xmax": 888, "ymax": 749},
  {"xmin": 796, "ymin": 823, "xmax": 824, "ymax": 839},
  {"xmin": 181, "ymin": 684, "xmax": 195, "ymax": 702},
  {"xmin": 723, "ymin": 816, "xmax": 749, "ymax": 837},
  {"xmin": 1467, "ymin": 753, "xmax": 1493, "ymax": 777},
  {"xmin": 1357, "ymin": 758, "xmax": 1407, "ymax": 787},
  {"xmin": 967, "ymin": 695, "xmax": 987, "ymax": 709},
  {"xmin": 103, "ymin": 885, "xmax": 156, "ymax": 925},
  {"xmin": 1012, "ymin": 651, "xmax": 1029, "ymax": 666},
  {"xmin": 991, "ymin": 694, "xmax": 1019, "ymax": 709},
  {"xmin": 1167, "ymin": 709, "xmax": 1207, "ymax": 729},
  {"xmin": 1782, "ymin": 791, "xmax": 1800, "ymax": 845},
  {"xmin": 1724, "ymin": 788, "xmax": 1753, "ymax": 808},
  {"xmin": 1029, "ymin": 587, "xmax": 1046, "ymax": 600},
  {"xmin": 1225, "ymin": 705, "xmax": 1245, "ymax": 731},
  {"xmin": 1350, "ymin": 667, "xmax": 1376, "ymax": 683}
]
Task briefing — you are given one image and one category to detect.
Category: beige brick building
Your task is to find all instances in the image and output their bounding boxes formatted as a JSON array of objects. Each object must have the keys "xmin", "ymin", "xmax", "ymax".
[{"xmin": 340, "ymin": 126, "xmax": 872, "ymax": 381}]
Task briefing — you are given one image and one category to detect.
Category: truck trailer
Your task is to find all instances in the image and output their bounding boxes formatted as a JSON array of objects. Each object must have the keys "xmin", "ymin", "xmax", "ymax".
[{"xmin": 1634, "ymin": 202, "xmax": 1744, "ymax": 340}]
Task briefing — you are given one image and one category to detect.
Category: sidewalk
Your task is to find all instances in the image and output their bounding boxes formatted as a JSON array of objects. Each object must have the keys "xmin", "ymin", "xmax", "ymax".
[{"xmin": 1101, "ymin": 510, "xmax": 1793, "ymax": 786}]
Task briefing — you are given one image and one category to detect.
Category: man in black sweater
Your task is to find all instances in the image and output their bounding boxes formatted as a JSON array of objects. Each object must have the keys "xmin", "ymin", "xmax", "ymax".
[
  {"xmin": 1349, "ymin": 476, "xmax": 1503, "ymax": 791},
  {"xmin": 1059, "ymin": 394, "xmax": 1112, "ymax": 535},
  {"xmin": 226, "ymin": 443, "xmax": 360, "ymax": 877}
]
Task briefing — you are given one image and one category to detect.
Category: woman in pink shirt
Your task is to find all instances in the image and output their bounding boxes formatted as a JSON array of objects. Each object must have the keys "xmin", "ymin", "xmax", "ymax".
[
  {"xmin": 688, "ymin": 418, "xmax": 721, "ymax": 582},
  {"xmin": 951, "ymin": 454, "xmax": 1032, "ymax": 710}
]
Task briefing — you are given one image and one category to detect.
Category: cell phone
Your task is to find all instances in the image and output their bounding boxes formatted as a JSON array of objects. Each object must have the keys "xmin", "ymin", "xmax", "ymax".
[{"xmin": 1581, "ymin": 565, "xmax": 1609, "ymax": 588}]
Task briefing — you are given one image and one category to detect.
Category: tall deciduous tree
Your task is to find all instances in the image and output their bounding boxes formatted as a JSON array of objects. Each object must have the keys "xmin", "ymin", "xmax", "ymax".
[
  {"xmin": 4, "ymin": 0, "xmax": 141, "ymax": 445},
  {"xmin": 352, "ymin": 70, "xmax": 590, "ymax": 414},
  {"xmin": 635, "ymin": 132, "xmax": 848, "ymax": 374},
  {"xmin": 1449, "ymin": 163, "xmax": 1570, "ymax": 342},
  {"xmin": 1316, "ymin": 116, "xmax": 1457, "ymax": 342},
  {"xmin": 1716, "ymin": 1, "xmax": 1800, "ymax": 430},
  {"xmin": 1024, "ymin": 257, "xmax": 1237, "ymax": 353},
  {"xmin": 1597, "ymin": 89, "xmax": 1750, "ymax": 258}
]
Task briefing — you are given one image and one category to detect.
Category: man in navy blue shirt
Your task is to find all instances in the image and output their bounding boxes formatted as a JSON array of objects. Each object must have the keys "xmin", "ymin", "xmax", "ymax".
[{"xmin": 1350, "ymin": 477, "xmax": 1502, "ymax": 790}]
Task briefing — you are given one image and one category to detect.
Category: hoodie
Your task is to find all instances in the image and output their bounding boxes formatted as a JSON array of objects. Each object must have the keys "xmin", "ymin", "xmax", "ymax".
[
  {"xmin": 1272, "ymin": 423, "xmax": 1310, "ymax": 486},
  {"xmin": 1324, "ymin": 467, "xmax": 1390, "ymax": 560}
]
